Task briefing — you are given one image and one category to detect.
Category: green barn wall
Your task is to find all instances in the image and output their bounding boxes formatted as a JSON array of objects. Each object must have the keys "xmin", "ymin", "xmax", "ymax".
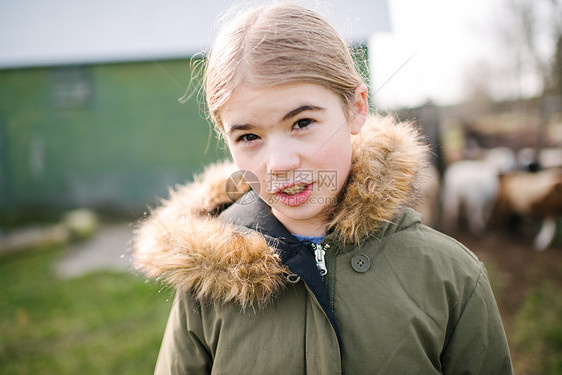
[
  {"xmin": 0, "ymin": 59, "xmax": 229, "ymax": 216},
  {"xmin": 0, "ymin": 46, "xmax": 369, "ymax": 218}
]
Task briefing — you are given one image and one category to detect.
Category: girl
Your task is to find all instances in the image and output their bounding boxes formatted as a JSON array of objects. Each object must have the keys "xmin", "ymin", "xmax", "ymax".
[{"xmin": 133, "ymin": 3, "xmax": 513, "ymax": 374}]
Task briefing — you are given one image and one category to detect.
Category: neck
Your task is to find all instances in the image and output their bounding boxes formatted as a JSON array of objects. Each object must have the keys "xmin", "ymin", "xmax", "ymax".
[{"xmin": 271, "ymin": 208, "xmax": 327, "ymax": 237}]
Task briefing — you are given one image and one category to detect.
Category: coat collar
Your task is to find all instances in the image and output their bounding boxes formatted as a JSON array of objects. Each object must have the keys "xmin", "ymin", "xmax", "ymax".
[
  {"xmin": 220, "ymin": 189, "xmax": 343, "ymax": 344},
  {"xmin": 132, "ymin": 115, "xmax": 428, "ymax": 309}
]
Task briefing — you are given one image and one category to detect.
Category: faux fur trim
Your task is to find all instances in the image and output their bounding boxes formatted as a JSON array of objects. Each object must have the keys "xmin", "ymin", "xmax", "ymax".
[
  {"xmin": 327, "ymin": 115, "xmax": 428, "ymax": 244},
  {"xmin": 133, "ymin": 162, "xmax": 286, "ymax": 310},
  {"xmin": 132, "ymin": 115, "xmax": 428, "ymax": 308}
]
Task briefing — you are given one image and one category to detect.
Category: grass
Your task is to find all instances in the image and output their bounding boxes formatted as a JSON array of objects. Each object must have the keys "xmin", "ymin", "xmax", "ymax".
[
  {"xmin": 0, "ymin": 245, "xmax": 172, "ymax": 375},
  {"xmin": 510, "ymin": 282, "xmax": 562, "ymax": 375},
  {"xmin": 483, "ymin": 256, "xmax": 562, "ymax": 375},
  {"xmin": 2, "ymin": 239, "xmax": 562, "ymax": 374}
]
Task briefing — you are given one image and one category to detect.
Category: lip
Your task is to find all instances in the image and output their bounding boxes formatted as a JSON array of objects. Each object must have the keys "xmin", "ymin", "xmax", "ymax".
[
  {"xmin": 272, "ymin": 182, "xmax": 312, "ymax": 195},
  {"xmin": 273, "ymin": 182, "xmax": 314, "ymax": 207}
]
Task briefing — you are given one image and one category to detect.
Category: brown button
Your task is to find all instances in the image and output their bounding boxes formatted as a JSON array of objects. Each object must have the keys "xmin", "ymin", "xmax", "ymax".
[{"xmin": 351, "ymin": 254, "xmax": 370, "ymax": 273}]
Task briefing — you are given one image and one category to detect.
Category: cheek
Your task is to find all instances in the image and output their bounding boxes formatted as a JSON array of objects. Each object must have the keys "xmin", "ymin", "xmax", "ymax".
[
  {"xmin": 312, "ymin": 145, "xmax": 341, "ymax": 164},
  {"xmin": 228, "ymin": 147, "xmax": 268, "ymax": 191},
  {"xmin": 227, "ymin": 142, "xmax": 251, "ymax": 169},
  {"xmin": 311, "ymin": 139, "xmax": 352, "ymax": 186}
]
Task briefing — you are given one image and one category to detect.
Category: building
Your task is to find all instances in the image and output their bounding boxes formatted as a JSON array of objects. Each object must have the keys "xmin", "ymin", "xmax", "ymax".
[{"xmin": 0, "ymin": 0, "xmax": 390, "ymax": 216}]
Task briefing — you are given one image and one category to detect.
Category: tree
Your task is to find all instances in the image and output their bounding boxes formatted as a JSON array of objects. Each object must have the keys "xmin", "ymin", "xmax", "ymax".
[{"xmin": 544, "ymin": 0, "xmax": 562, "ymax": 96}]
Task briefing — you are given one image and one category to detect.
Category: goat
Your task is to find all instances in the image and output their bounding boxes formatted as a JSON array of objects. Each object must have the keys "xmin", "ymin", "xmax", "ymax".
[
  {"xmin": 496, "ymin": 168, "xmax": 562, "ymax": 251},
  {"xmin": 441, "ymin": 147, "xmax": 516, "ymax": 235}
]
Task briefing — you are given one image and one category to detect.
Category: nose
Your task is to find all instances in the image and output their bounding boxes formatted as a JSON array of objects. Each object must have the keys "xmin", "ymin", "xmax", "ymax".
[{"xmin": 266, "ymin": 139, "xmax": 301, "ymax": 176}]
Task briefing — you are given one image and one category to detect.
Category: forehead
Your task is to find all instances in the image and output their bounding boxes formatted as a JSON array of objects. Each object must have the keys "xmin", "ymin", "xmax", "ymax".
[{"xmin": 220, "ymin": 83, "xmax": 344, "ymax": 126}]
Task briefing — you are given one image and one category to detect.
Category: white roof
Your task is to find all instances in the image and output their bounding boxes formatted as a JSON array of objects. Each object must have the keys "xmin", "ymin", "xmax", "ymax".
[{"xmin": 0, "ymin": 0, "xmax": 390, "ymax": 69}]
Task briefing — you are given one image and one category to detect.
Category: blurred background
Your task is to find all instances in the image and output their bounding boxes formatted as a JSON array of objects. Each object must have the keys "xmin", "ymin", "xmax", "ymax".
[{"xmin": 0, "ymin": 0, "xmax": 561, "ymax": 374}]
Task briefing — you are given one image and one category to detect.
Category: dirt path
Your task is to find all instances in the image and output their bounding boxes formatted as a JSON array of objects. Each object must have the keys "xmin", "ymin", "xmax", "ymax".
[{"xmin": 55, "ymin": 223, "xmax": 134, "ymax": 278}]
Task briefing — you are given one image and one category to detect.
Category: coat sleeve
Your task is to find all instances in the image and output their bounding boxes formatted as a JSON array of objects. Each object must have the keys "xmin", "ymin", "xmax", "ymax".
[
  {"xmin": 154, "ymin": 292, "xmax": 212, "ymax": 375},
  {"xmin": 440, "ymin": 266, "xmax": 514, "ymax": 375}
]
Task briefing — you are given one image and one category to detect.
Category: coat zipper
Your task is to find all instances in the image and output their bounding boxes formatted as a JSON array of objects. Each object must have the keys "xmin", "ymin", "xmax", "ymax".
[
  {"xmin": 324, "ymin": 244, "xmax": 337, "ymax": 312},
  {"xmin": 313, "ymin": 243, "xmax": 330, "ymax": 277}
]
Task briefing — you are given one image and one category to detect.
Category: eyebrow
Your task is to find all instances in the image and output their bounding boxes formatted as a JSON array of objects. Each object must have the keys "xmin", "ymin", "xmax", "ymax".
[
  {"xmin": 281, "ymin": 105, "xmax": 325, "ymax": 122},
  {"xmin": 226, "ymin": 105, "xmax": 326, "ymax": 137}
]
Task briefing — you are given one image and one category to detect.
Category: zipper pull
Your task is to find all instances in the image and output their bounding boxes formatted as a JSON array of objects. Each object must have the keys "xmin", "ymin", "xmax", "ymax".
[{"xmin": 314, "ymin": 243, "xmax": 329, "ymax": 277}]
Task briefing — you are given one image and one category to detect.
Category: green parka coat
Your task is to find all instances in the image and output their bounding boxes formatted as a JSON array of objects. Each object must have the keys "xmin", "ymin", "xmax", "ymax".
[{"xmin": 133, "ymin": 116, "xmax": 513, "ymax": 374}]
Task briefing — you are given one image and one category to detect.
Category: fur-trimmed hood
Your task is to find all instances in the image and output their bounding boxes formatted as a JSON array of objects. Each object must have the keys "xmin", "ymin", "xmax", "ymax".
[{"xmin": 132, "ymin": 115, "xmax": 428, "ymax": 309}]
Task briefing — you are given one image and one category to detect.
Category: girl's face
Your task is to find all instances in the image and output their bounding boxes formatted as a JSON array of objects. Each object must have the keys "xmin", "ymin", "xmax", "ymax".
[{"xmin": 221, "ymin": 83, "xmax": 368, "ymax": 236}]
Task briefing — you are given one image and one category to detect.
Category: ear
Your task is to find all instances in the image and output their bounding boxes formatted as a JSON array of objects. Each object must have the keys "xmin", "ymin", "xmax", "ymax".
[{"xmin": 350, "ymin": 84, "xmax": 369, "ymax": 135}]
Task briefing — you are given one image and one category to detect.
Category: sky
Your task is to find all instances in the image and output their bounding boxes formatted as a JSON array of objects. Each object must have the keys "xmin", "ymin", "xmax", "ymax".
[
  {"xmin": 0, "ymin": 0, "xmax": 389, "ymax": 67},
  {"xmin": 370, "ymin": 0, "xmax": 502, "ymax": 109},
  {"xmin": 1, "ymin": 0, "xmax": 551, "ymax": 109}
]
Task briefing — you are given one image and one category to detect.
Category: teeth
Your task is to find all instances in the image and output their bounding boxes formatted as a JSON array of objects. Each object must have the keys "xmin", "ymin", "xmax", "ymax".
[{"xmin": 281, "ymin": 184, "xmax": 307, "ymax": 195}]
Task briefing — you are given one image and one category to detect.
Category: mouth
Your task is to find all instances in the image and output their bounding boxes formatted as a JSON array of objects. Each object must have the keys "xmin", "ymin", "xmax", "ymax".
[
  {"xmin": 273, "ymin": 182, "xmax": 314, "ymax": 206},
  {"xmin": 276, "ymin": 183, "xmax": 310, "ymax": 196}
]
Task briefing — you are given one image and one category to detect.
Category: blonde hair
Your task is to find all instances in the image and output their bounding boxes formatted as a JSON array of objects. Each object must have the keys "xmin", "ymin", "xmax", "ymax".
[{"xmin": 204, "ymin": 2, "xmax": 366, "ymax": 130}]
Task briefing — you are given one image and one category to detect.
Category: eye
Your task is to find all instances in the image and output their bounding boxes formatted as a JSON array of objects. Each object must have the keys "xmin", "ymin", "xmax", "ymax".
[
  {"xmin": 236, "ymin": 133, "xmax": 260, "ymax": 143},
  {"xmin": 292, "ymin": 118, "xmax": 314, "ymax": 130}
]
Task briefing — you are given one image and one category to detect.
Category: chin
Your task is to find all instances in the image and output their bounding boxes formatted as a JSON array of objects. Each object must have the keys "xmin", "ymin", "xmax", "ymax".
[{"xmin": 271, "ymin": 200, "xmax": 330, "ymax": 222}]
